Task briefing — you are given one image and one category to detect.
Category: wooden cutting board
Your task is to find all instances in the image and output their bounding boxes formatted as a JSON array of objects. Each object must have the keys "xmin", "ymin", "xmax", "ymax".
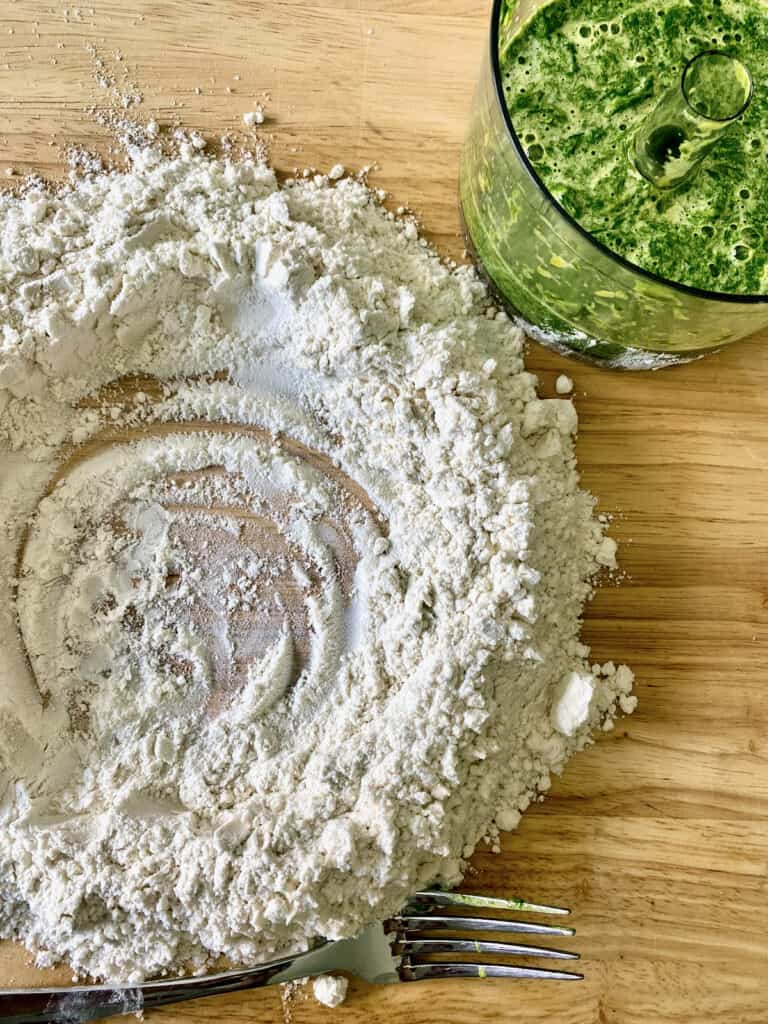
[{"xmin": 1, "ymin": 2, "xmax": 767, "ymax": 1022}]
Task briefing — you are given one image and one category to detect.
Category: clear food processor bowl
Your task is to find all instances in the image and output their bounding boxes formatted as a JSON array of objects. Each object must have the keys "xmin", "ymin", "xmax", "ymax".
[{"xmin": 459, "ymin": 0, "xmax": 768, "ymax": 370}]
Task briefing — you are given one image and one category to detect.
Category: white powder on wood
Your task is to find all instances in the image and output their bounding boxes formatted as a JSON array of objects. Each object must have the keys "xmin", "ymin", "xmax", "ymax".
[{"xmin": 0, "ymin": 142, "xmax": 634, "ymax": 983}]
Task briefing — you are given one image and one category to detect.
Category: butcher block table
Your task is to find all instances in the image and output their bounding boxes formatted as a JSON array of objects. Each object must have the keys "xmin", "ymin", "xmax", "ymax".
[{"xmin": 1, "ymin": 2, "xmax": 767, "ymax": 1022}]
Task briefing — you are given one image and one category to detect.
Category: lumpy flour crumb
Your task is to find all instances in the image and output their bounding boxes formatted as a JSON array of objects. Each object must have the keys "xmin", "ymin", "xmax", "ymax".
[
  {"xmin": 243, "ymin": 105, "xmax": 265, "ymax": 127},
  {"xmin": 0, "ymin": 141, "xmax": 634, "ymax": 983},
  {"xmin": 313, "ymin": 974, "xmax": 348, "ymax": 1007}
]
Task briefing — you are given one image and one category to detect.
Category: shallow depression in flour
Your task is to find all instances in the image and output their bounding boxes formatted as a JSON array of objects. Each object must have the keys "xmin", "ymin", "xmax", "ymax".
[{"xmin": 0, "ymin": 144, "xmax": 634, "ymax": 982}]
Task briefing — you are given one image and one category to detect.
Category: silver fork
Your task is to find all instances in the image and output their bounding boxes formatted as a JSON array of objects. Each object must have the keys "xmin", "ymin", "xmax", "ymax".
[{"xmin": 0, "ymin": 891, "xmax": 581, "ymax": 1023}]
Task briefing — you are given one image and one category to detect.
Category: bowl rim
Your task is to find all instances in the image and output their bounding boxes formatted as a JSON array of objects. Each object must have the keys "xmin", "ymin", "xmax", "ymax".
[{"xmin": 489, "ymin": 0, "xmax": 768, "ymax": 305}]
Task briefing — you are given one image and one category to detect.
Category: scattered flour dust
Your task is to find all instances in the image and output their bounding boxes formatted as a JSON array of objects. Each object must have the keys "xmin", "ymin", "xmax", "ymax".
[{"xmin": 0, "ymin": 141, "xmax": 635, "ymax": 983}]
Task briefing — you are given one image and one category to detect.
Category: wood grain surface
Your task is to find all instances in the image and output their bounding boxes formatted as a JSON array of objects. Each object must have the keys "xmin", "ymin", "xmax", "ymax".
[{"xmin": 1, "ymin": 2, "xmax": 767, "ymax": 1022}]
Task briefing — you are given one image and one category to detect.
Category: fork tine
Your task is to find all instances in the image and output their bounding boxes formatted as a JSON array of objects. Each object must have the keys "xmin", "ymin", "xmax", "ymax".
[
  {"xmin": 391, "ymin": 914, "xmax": 575, "ymax": 937},
  {"xmin": 411, "ymin": 890, "xmax": 570, "ymax": 915},
  {"xmin": 400, "ymin": 962, "xmax": 583, "ymax": 982},
  {"xmin": 396, "ymin": 938, "xmax": 579, "ymax": 960}
]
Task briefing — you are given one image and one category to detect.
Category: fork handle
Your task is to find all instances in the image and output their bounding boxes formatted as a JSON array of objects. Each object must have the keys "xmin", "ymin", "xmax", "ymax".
[{"xmin": 0, "ymin": 955, "xmax": 303, "ymax": 1024}]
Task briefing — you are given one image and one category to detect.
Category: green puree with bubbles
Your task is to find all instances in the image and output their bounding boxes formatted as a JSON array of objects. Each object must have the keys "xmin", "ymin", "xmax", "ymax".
[{"xmin": 500, "ymin": 0, "xmax": 768, "ymax": 294}]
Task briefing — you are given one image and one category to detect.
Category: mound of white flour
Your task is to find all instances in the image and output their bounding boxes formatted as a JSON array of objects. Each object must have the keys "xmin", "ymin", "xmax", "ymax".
[{"xmin": 0, "ymin": 143, "xmax": 634, "ymax": 983}]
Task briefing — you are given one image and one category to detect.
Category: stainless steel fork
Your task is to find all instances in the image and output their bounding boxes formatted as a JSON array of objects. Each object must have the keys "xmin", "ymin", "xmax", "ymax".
[{"xmin": 0, "ymin": 891, "xmax": 581, "ymax": 1022}]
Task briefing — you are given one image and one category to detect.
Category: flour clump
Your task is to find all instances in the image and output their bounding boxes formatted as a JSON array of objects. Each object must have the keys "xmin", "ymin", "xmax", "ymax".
[
  {"xmin": 313, "ymin": 974, "xmax": 348, "ymax": 1007},
  {"xmin": 0, "ymin": 143, "xmax": 634, "ymax": 982}
]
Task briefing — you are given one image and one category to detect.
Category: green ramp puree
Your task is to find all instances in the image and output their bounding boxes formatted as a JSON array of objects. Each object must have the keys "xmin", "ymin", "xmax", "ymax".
[{"xmin": 500, "ymin": 0, "xmax": 768, "ymax": 294}]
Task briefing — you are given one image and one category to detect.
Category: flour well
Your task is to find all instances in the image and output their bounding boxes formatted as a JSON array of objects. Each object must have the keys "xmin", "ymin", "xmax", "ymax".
[{"xmin": 0, "ymin": 143, "xmax": 634, "ymax": 983}]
